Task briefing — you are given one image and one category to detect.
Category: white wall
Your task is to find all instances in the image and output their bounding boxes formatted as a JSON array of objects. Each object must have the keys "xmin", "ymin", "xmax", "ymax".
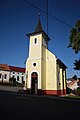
[
  {"xmin": 10, "ymin": 71, "xmax": 25, "ymax": 83},
  {"xmin": 0, "ymin": 70, "xmax": 10, "ymax": 83},
  {"xmin": 0, "ymin": 70, "xmax": 26, "ymax": 84}
]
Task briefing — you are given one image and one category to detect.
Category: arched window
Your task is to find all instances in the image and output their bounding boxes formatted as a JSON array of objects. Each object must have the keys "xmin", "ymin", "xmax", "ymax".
[{"xmin": 34, "ymin": 38, "xmax": 37, "ymax": 44}]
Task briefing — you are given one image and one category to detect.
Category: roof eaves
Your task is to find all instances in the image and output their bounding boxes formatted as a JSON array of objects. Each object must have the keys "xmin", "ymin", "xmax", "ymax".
[
  {"xmin": 26, "ymin": 31, "xmax": 50, "ymax": 41},
  {"xmin": 57, "ymin": 59, "xmax": 67, "ymax": 69}
]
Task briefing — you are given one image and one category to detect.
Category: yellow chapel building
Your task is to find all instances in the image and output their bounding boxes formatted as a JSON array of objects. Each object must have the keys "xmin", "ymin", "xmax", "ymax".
[{"xmin": 25, "ymin": 18, "xmax": 67, "ymax": 96}]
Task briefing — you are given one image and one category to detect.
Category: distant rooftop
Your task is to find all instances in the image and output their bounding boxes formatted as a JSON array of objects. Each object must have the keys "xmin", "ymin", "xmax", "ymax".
[
  {"xmin": 9, "ymin": 66, "xmax": 25, "ymax": 73},
  {"xmin": 0, "ymin": 64, "xmax": 25, "ymax": 73},
  {"xmin": 0, "ymin": 64, "xmax": 10, "ymax": 71}
]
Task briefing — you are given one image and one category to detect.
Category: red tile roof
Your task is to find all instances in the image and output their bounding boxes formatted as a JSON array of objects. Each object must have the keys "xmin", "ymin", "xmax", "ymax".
[
  {"xmin": 0, "ymin": 64, "xmax": 10, "ymax": 71},
  {"xmin": 0, "ymin": 64, "xmax": 25, "ymax": 73},
  {"xmin": 9, "ymin": 66, "xmax": 25, "ymax": 73}
]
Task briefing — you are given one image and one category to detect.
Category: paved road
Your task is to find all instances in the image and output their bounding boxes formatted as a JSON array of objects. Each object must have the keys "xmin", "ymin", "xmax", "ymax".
[{"xmin": 0, "ymin": 90, "xmax": 80, "ymax": 120}]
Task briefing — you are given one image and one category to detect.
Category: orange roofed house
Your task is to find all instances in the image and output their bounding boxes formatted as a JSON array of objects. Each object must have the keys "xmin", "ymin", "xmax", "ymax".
[{"xmin": 0, "ymin": 64, "xmax": 26, "ymax": 84}]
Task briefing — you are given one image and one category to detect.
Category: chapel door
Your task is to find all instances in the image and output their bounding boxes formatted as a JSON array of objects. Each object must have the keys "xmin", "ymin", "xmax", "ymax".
[{"xmin": 31, "ymin": 72, "xmax": 38, "ymax": 94}]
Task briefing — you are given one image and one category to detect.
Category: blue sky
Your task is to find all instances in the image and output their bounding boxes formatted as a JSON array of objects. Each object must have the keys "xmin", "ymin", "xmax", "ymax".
[{"xmin": 0, "ymin": 0, "xmax": 80, "ymax": 78}]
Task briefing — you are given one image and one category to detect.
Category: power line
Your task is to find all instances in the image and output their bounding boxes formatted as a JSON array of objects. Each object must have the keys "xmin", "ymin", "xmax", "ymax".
[
  {"xmin": 46, "ymin": 0, "xmax": 48, "ymax": 35},
  {"xmin": 24, "ymin": 0, "xmax": 73, "ymax": 28}
]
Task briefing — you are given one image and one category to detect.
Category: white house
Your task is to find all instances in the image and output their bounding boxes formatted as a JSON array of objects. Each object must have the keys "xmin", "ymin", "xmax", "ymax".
[
  {"xmin": 66, "ymin": 79, "xmax": 79, "ymax": 90},
  {"xmin": 0, "ymin": 64, "xmax": 26, "ymax": 84}
]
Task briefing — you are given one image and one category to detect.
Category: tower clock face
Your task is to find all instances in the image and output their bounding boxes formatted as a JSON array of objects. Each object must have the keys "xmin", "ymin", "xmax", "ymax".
[{"xmin": 43, "ymin": 39, "xmax": 47, "ymax": 48}]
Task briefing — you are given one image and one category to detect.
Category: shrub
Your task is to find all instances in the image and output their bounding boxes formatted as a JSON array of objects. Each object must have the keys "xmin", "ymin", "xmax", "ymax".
[
  {"xmin": 9, "ymin": 77, "xmax": 16, "ymax": 84},
  {"xmin": 76, "ymin": 87, "xmax": 80, "ymax": 95}
]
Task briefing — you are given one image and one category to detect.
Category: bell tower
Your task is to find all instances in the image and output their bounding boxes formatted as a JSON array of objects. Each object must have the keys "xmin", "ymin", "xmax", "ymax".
[
  {"xmin": 27, "ymin": 17, "xmax": 50, "ymax": 59},
  {"xmin": 26, "ymin": 17, "xmax": 50, "ymax": 94}
]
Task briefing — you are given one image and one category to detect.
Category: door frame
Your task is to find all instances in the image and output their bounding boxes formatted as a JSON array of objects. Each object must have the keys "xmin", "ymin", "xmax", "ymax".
[{"xmin": 31, "ymin": 72, "xmax": 38, "ymax": 94}]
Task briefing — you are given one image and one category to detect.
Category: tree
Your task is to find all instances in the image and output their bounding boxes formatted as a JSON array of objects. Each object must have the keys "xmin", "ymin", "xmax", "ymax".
[
  {"xmin": 68, "ymin": 20, "xmax": 80, "ymax": 70},
  {"xmin": 9, "ymin": 77, "xmax": 16, "ymax": 84},
  {"xmin": 72, "ymin": 75, "xmax": 77, "ymax": 80},
  {"xmin": 74, "ymin": 59, "xmax": 80, "ymax": 70},
  {"xmin": 68, "ymin": 20, "xmax": 80, "ymax": 53}
]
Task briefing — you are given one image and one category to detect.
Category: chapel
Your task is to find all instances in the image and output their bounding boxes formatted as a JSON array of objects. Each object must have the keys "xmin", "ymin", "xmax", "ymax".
[{"xmin": 25, "ymin": 18, "xmax": 67, "ymax": 96}]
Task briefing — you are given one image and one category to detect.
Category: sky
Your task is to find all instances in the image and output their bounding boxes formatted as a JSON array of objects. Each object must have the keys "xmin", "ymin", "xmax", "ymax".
[{"xmin": 0, "ymin": 0, "xmax": 80, "ymax": 78}]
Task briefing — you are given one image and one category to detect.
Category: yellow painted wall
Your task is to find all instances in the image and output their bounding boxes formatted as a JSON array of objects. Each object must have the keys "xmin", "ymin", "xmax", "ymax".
[
  {"xmin": 41, "ymin": 46, "xmax": 57, "ymax": 90},
  {"xmin": 29, "ymin": 34, "xmax": 42, "ymax": 59},
  {"xmin": 41, "ymin": 46, "xmax": 46, "ymax": 90},
  {"xmin": 46, "ymin": 50, "xmax": 57, "ymax": 90},
  {"xmin": 41, "ymin": 59, "xmax": 46, "ymax": 89},
  {"xmin": 60, "ymin": 69, "xmax": 63, "ymax": 90},
  {"xmin": 63, "ymin": 70, "xmax": 66, "ymax": 89},
  {"xmin": 26, "ymin": 58, "xmax": 42, "ymax": 89},
  {"xmin": 57, "ymin": 65, "xmax": 66, "ymax": 90},
  {"xmin": 26, "ymin": 33, "xmax": 43, "ymax": 89},
  {"xmin": 26, "ymin": 32, "xmax": 67, "ymax": 93},
  {"xmin": 56, "ymin": 64, "xmax": 61, "ymax": 90}
]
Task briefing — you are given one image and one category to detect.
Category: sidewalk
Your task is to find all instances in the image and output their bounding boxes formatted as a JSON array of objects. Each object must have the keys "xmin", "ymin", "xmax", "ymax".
[{"xmin": 0, "ymin": 85, "xmax": 23, "ymax": 92}]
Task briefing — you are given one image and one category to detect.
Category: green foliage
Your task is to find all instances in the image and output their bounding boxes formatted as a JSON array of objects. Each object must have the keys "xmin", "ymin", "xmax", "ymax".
[
  {"xmin": 66, "ymin": 95, "xmax": 80, "ymax": 98},
  {"xmin": 68, "ymin": 20, "xmax": 80, "ymax": 53},
  {"xmin": 76, "ymin": 87, "xmax": 80, "ymax": 95},
  {"xmin": 74, "ymin": 59, "xmax": 80, "ymax": 70},
  {"xmin": 72, "ymin": 75, "xmax": 77, "ymax": 80},
  {"xmin": 9, "ymin": 77, "xmax": 16, "ymax": 84}
]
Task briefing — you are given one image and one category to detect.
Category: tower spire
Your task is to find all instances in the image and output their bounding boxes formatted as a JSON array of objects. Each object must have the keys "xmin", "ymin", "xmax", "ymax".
[
  {"xmin": 34, "ymin": 14, "xmax": 43, "ymax": 32},
  {"xmin": 39, "ymin": 12, "xmax": 40, "ymax": 19},
  {"xmin": 27, "ymin": 14, "xmax": 50, "ymax": 41}
]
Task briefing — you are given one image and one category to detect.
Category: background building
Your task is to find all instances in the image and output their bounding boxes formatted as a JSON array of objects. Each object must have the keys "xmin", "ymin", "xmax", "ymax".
[{"xmin": 0, "ymin": 64, "xmax": 25, "ymax": 84}]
